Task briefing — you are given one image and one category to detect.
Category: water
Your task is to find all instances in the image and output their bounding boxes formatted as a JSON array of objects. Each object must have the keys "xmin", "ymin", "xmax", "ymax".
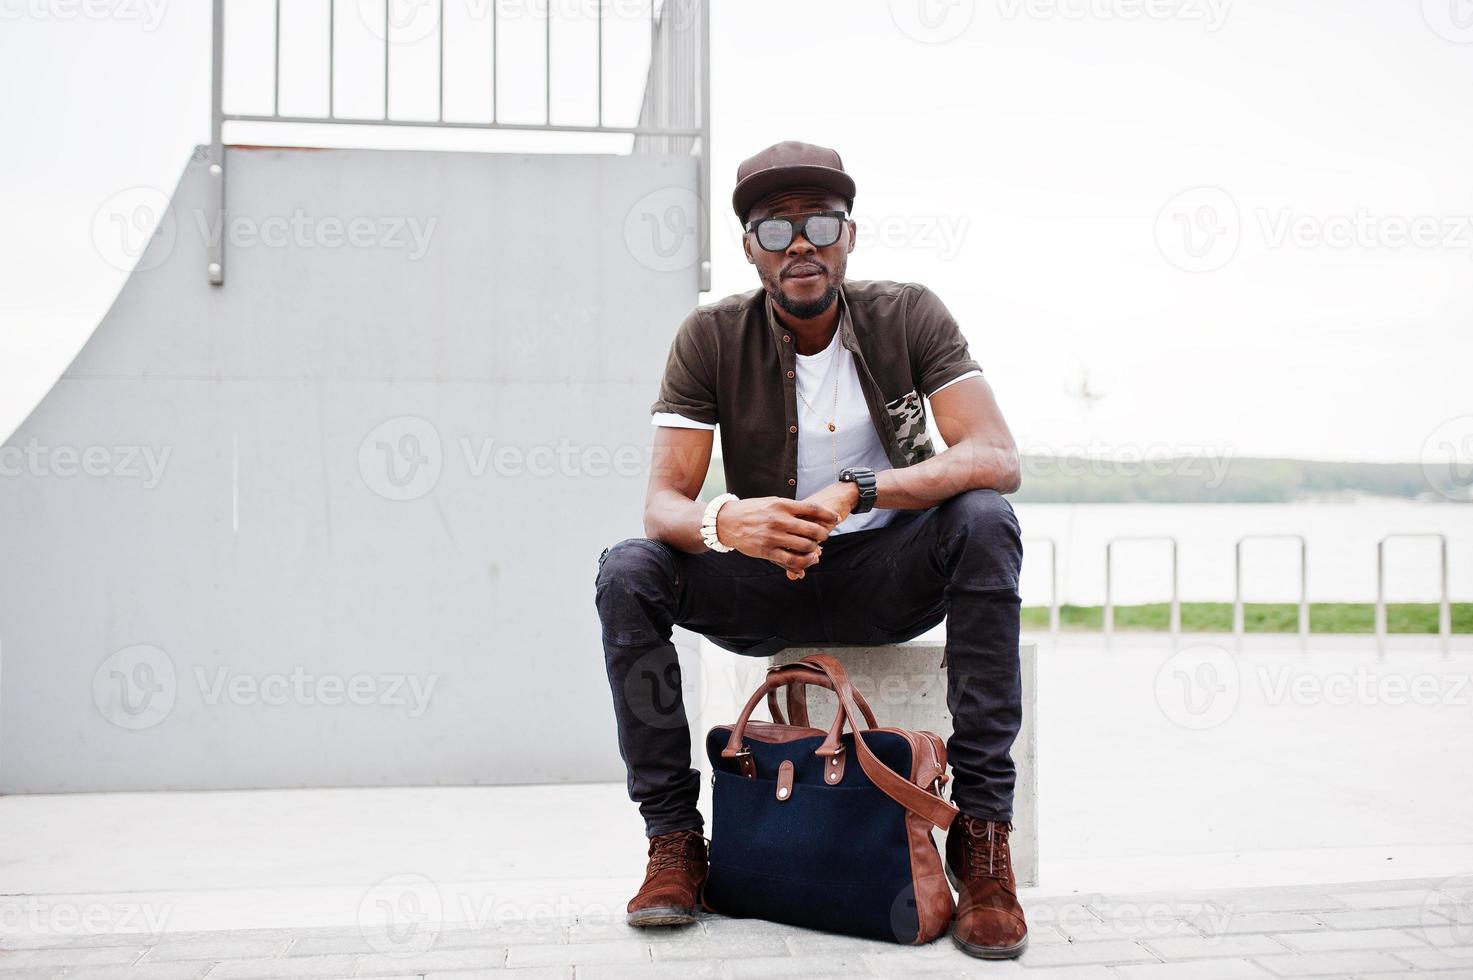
[{"xmin": 1011, "ymin": 500, "xmax": 1471, "ymax": 607}]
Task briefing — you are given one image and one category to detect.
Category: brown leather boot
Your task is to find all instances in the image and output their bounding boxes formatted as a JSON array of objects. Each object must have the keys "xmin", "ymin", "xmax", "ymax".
[
  {"xmin": 626, "ymin": 828, "xmax": 708, "ymax": 927},
  {"xmin": 944, "ymin": 814, "xmax": 1028, "ymax": 958}
]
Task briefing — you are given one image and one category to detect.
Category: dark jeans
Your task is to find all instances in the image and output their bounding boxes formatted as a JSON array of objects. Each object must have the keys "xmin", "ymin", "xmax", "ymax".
[{"xmin": 593, "ymin": 488, "xmax": 1023, "ymax": 837}]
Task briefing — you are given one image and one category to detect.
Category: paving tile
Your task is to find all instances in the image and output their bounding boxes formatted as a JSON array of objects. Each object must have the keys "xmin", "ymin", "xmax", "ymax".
[
  {"xmin": 1142, "ymin": 934, "xmax": 1290, "ymax": 960},
  {"xmin": 1115, "ymin": 959, "xmax": 1274, "ymax": 980},
  {"xmin": 1388, "ymin": 944, "xmax": 1473, "ymax": 970},
  {"xmin": 1311, "ymin": 907, "xmax": 1439, "ymax": 931},
  {"xmin": 137, "ymin": 935, "xmax": 294, "ymax": 961},
  {"xmin": 647, "ymin": 934, "xmax": 790, "ymax": 960},
  {"xmin": 1417, "ymin": 924, "xmax": 1473, "ymax": 952},
  {"xmin": 717, "ymin": 954, "xmax": 874, "ymax": 978},
  {"xmin": 1248, "ymin": 950, "xmax": 1414, "ymax": 976},
  {"xmin": 1, "ymin": 946, "xmax": 146, "ymax": 967},
  {"xmin": 279, "ymin": 932, "xmax": 382, "ymax": 957},
  {"xmin": 503, "ymin": 939, "xmax": 649, "ymax": 968},
  {"xmin": 1190, "ymin": 912, "xmax": 1322, "ymax": 937},
  {"xmin": 1212, "ymin": 891, "xmax": 1348, "ymax": 916},
  {"xmin": 202, "ymin": 952, "xmax": 364, "ymax": 979},
  {"xmin": 45, "ymin": 966, "xmax": 211, "ymax": 980},
  {"xmin": 354, "ymin": 945, "xmax": 508, "ymax": 975},
  {"xmin": 1272, "ymin": 928, "xmax": 1425, "ymax": 952},
  {"xmin": 577, "ymin": 961, "xmax": 722, "ymax": 980},
  {"xmin": 1329, "ymin": 889, "xmax": 1443, "ymax": 910},
  {"xmin": 1007, "ymin": 938, "xmax": 1159, "ymax": 967},
  {"xmin": 422, "ymin": 970, "xmax": 571, "ymax": 980}
]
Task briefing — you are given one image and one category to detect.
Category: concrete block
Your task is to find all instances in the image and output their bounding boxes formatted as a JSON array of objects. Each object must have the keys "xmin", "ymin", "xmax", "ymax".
[{"xmin": 760, "ymin": 639, "xmax": 1039, "ymax": 887}]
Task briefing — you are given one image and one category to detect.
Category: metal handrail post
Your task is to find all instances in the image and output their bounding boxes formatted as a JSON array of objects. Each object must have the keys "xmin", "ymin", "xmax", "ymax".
[
  {"xmin": 697, "ymin": 0, "xmax": 711, "ymax": 292},
  {"xmin": 1377, "ymin": 533, "xmax": 1451, "ymax": 658},
  {"xmin": 208, "ymin": 0, "xmax": 225, "ymax": 286},
  {"xmin": 1233, "ymin": 539, "xmax": 1244, "ymax": 645},
  {"xmin": 1234, "ymin": 534, "xmax": 1310, "ymax": 650},
  {"xmin": 1105, "ymin": 536, "xmax": 1179, "ymax": 641},
  {"xmin": 1023, "ymin": 536, "xmax": 1059, "ymax": 634}
]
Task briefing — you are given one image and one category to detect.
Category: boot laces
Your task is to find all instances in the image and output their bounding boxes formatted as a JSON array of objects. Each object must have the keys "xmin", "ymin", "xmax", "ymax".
[
  {"xmin": 962, "ymin": 816, "xmax": 1013, "ymax": 881},
  {"xmin": 648, "ymin": 829, "xmax": 704, "ymax": 874}
]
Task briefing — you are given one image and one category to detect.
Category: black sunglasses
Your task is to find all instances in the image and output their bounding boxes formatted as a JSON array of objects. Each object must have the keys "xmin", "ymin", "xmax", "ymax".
[{"xmin": 744, "ymin": 209, "xmax": 848, "ymax": 252}]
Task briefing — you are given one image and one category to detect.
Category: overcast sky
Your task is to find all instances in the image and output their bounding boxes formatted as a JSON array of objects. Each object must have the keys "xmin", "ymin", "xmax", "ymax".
[{"xmin": 1, "ymin": 0, "xmax": 1469, "ymax": 462}]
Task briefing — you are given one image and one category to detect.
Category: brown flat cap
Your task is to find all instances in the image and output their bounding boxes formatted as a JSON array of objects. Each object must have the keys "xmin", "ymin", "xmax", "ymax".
[{"xmin": 731, "ymin": 140, "xmax": 856, "ymax": 224}]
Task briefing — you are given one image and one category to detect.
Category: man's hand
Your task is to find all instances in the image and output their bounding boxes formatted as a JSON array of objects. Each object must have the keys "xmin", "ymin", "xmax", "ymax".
[
  {"xmin": 714, "ymin": 496, "xmax": 840, "ymax": 579},
  {"xmin": 778, "ymin": 481, "xmax": 862, "ymax": 578}
]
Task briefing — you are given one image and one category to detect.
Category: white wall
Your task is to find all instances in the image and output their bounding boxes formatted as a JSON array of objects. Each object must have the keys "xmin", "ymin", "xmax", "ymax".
[{"xmin": 0, "ymin": 145, "xmax": 700, "ymax": 792}]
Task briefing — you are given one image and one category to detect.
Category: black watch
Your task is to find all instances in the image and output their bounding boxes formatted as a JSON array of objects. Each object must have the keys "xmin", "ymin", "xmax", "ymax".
[{"xmin": 839, "ymin": 467, "xmax": 878, "ymax": 514}]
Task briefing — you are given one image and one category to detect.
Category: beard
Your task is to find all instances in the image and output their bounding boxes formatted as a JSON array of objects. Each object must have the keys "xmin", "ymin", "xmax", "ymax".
[{"xmin": 761, "ymin": 264, "xmax": 844, "ymax": 320}]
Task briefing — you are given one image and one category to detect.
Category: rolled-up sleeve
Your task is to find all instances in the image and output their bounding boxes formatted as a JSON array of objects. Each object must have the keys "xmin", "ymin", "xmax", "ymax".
[
  {"xmin": 906, "ymin": 284, "xmax": 982, "ymax": 398},
  {"xmin": 649, "ymin": 309, "xmax": 718, "ymax": 426}
]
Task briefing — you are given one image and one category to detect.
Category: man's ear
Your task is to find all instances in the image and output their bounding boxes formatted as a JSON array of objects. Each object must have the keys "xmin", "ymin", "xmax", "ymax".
[
  {"xmin": 742, "ymin": 232, "xmax": 753, "ymax": 264},
  {"xmin": 847, "ymin": 218, "xmax": 857, "ymax": 254}
]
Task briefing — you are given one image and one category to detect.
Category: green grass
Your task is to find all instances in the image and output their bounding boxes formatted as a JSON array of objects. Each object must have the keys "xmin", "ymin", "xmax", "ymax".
[{"xmin": 1019, "ymin": 602, "xmax": 1473, "ymax": 634}]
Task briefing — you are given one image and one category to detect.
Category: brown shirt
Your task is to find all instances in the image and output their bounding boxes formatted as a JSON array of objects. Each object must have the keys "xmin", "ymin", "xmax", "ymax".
[{"xmin": 650, "ymin": 280, "xmax": 983, "ymax": 500}]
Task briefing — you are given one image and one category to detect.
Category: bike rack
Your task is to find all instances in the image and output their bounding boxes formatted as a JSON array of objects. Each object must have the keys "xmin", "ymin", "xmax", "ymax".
[
  {"xmin": 1104, "ymin": 536, "xmax": 1179, "ymax": 638},
  {"xmin": 1023, "ymin": 536, "xmax": 1059, "ymax": 634},
  {"xmin": 1234, "ymin": 534, "xmax": 1309, "ymax": 650},
  {"xmin": 1377, "ymin": 533, "xmax": 1451, "ymax": 657}
]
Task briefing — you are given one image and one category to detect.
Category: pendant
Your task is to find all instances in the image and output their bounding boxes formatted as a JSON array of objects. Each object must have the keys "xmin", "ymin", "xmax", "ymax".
[{"xmin": 826, "ymin": 422, "xmax": 836, "ymax": 432}]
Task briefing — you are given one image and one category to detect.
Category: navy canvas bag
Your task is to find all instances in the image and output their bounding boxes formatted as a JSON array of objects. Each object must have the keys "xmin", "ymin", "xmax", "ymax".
[{"xmin": 701, "ymin": 652, "xmax": 959, "ymax": 944}]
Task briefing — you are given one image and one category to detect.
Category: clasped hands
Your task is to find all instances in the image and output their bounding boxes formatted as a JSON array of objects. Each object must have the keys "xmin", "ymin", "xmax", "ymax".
[{"xmin": 711, "ymin": 481, "xmax": 860, "ymax": 580}]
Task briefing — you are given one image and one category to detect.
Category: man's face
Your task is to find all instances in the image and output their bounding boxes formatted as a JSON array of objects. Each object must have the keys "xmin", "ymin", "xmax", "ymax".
[{"xmin": 743, "ymin": 188, "xmax": 856, "ymax": 320}]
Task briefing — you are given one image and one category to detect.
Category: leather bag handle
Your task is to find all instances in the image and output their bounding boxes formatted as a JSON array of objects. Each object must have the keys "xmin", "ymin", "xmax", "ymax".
[
  {"xmin": 724, "ymin": 653, "xmax": 958, "ymax": 831},
  {"xmin": 724, "ymin": 667, "xmax": 860, "ymax": 763},
  {"xmin": 765, "ymin": 667, "xmax": 878, "ymax": 730}
]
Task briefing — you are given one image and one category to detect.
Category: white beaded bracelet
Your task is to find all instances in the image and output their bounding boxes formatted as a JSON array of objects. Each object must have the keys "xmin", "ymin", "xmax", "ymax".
[{"xmin": 700, "ymin": 493, "xmax": 739, "ymax": 553}]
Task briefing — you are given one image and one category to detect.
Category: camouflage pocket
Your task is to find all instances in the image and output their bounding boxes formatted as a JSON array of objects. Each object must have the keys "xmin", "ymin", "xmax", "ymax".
[{"xmin": 884, "ymin": 388, "xmax": 935, "ymax": 465}]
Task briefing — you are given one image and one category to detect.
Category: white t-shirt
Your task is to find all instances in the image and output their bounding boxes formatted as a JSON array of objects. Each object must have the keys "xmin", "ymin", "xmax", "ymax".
[
  {"xmin": 651, "ymin": 333, "xmax": 981, "ymax": 535},
  {"xmin": 791, "ymin": 326, "xmax": 896, "ymax": 534}
]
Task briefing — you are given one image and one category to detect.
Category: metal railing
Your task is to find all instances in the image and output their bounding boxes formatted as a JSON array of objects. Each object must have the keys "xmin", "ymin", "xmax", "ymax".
[
  {"xmin": 1377, "ymin": 533, "xmax": 1451, "ymax": 657},
  {"xmin": 206, "ymin": 0, "xmax": 709, "ymax": 287},
  {"xmin": 1234, "ymin": 534, "xmax": 1309, "ymax": 648},
  {"xmin": 1023, "ymin": 536, "xmax": 1059, "ymax": 634},
  {"xmin": 1104, "ymin": 535, "xmax": 1180, "ymax": 638}
]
